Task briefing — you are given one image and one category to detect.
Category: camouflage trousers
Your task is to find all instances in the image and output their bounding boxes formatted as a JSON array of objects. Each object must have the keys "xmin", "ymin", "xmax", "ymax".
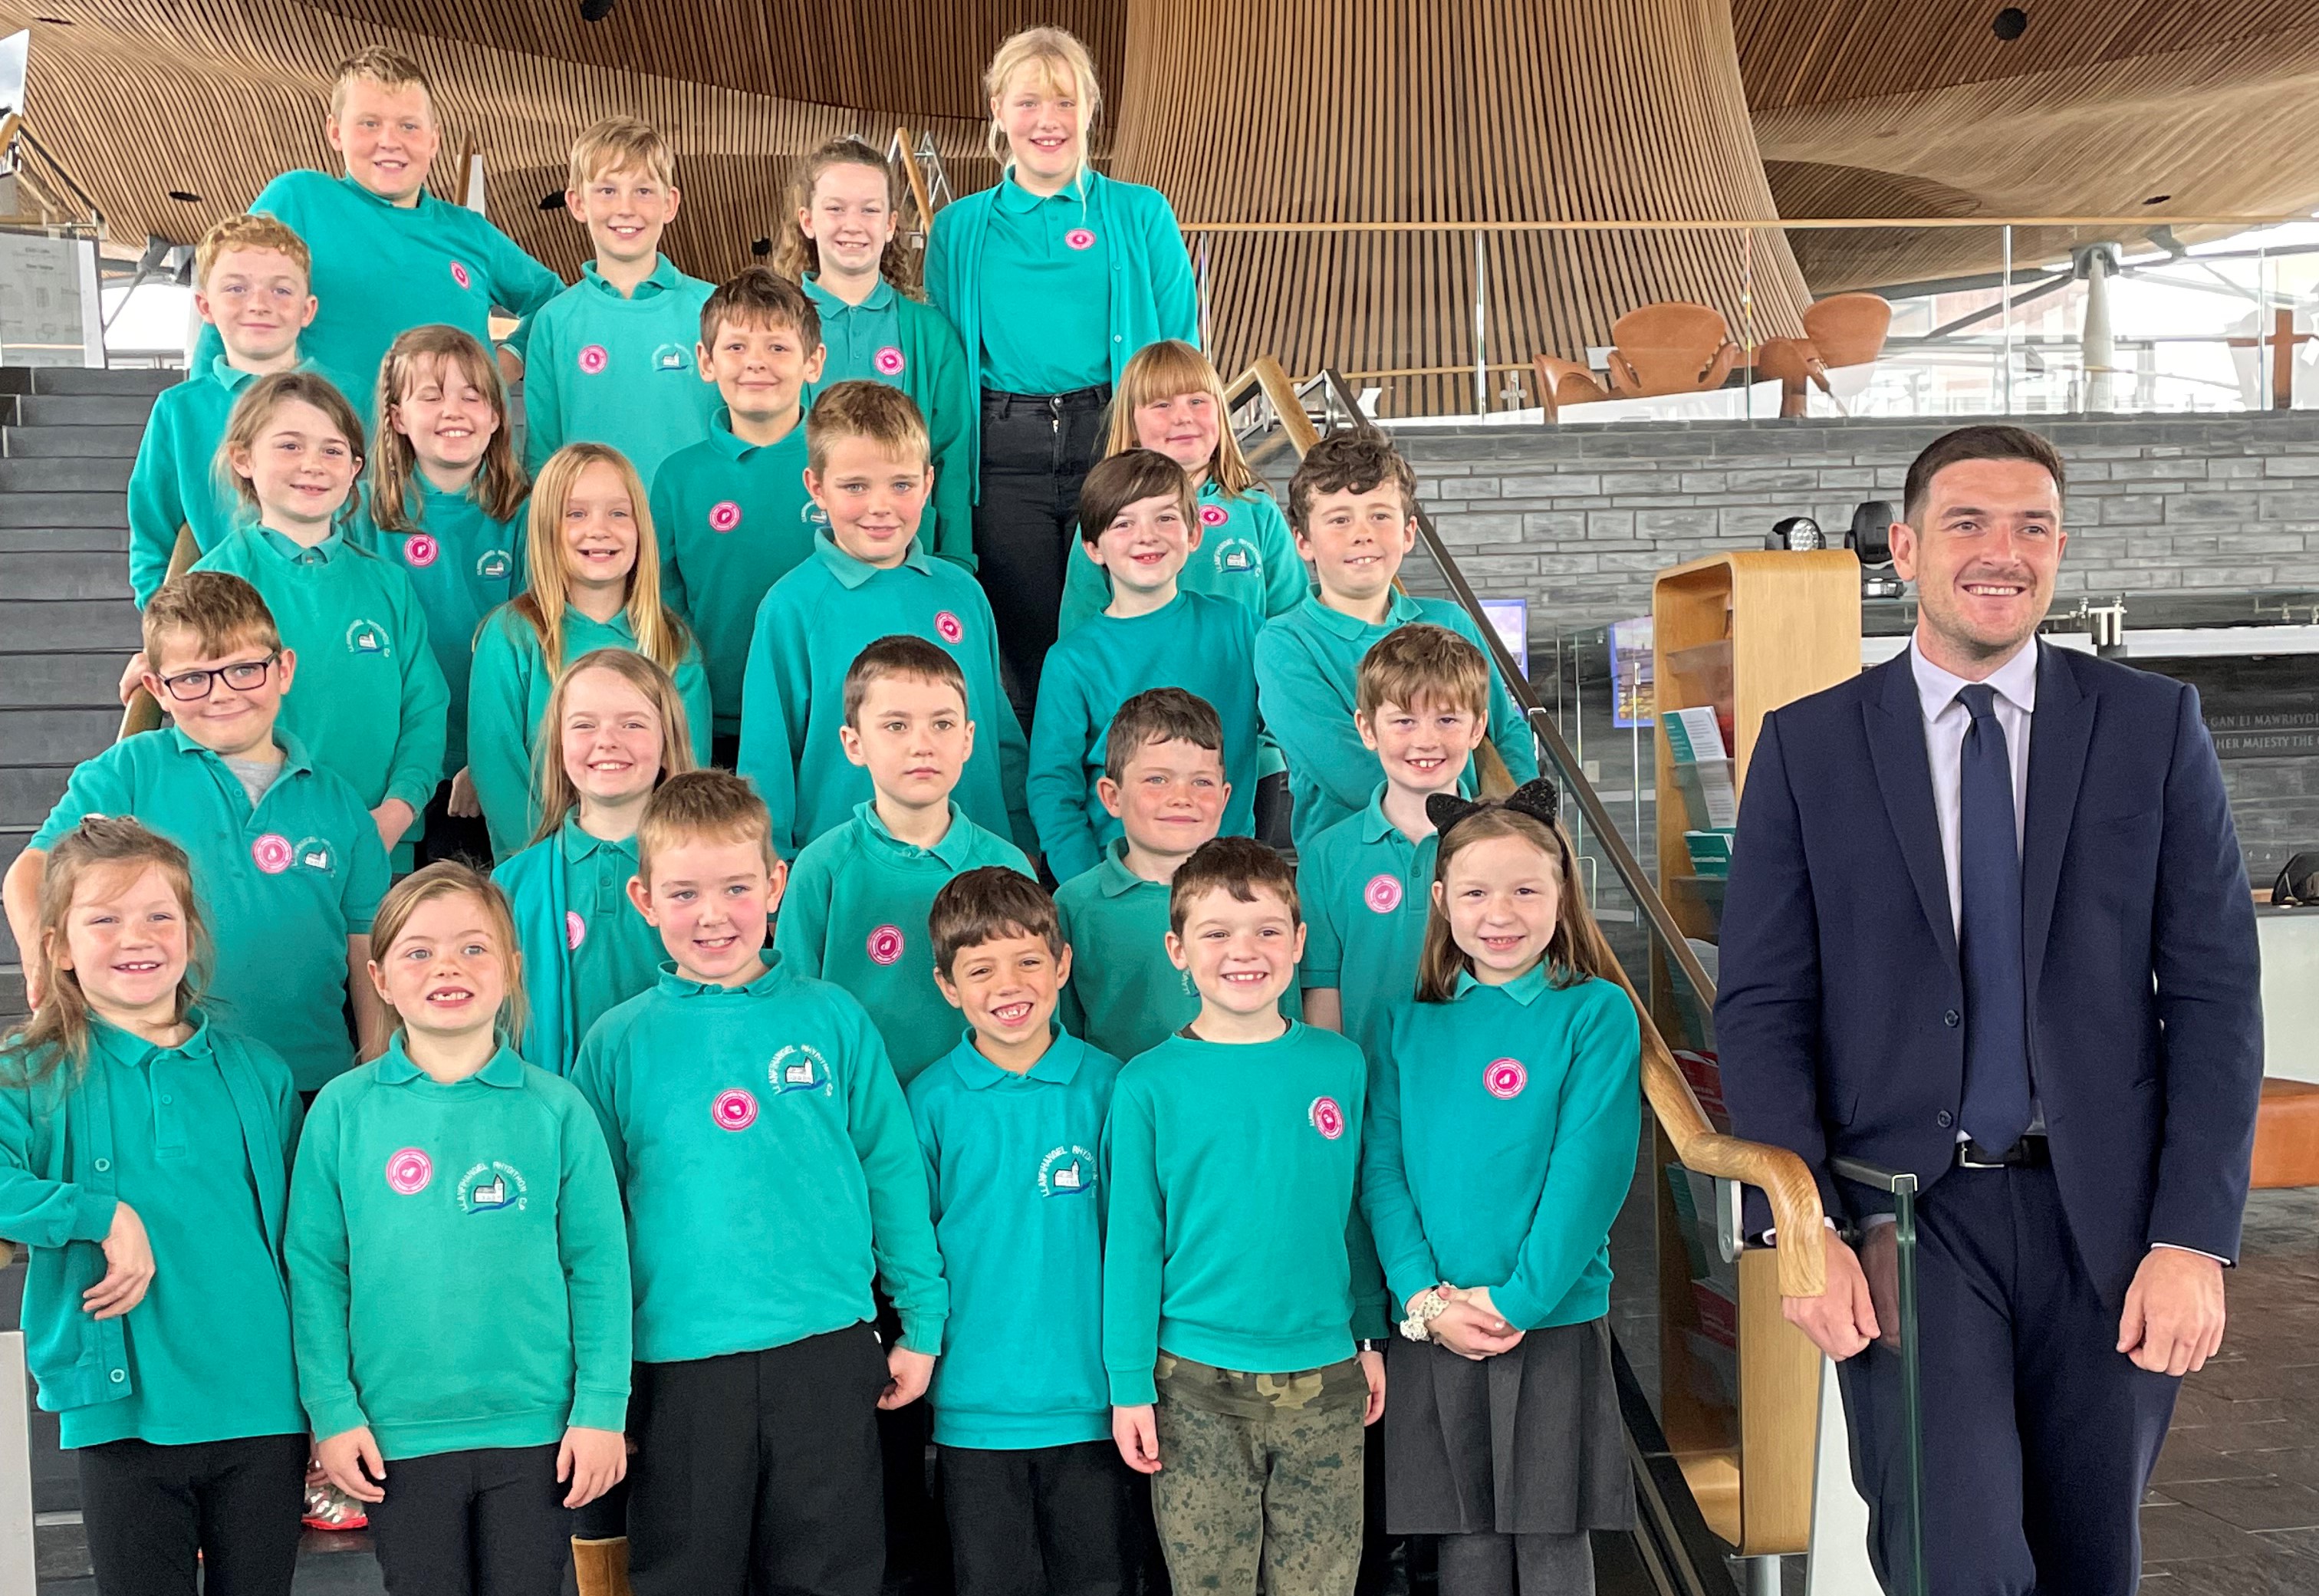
[{"xmin": 1150, "ymin": 1353, "xmax": 1368, "ymax": 1596}]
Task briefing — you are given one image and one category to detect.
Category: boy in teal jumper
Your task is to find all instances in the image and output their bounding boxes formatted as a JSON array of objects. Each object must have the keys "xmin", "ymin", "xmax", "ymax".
[
  {"xmin": 1029, "ymin": 449, "xmax": 1260, "ymax": 880},
  {"xmin": 571, "ymin": 771, "xmax": 946, "ymax": 1596},
  {"xmin": 775, "ymin": 638, "xmax": 1033, "ymax": 1085},
  {"xmin": 524, "ymin": 117, "xmax": 718, "ymax": 486},
  {"xmin": 1104, "ymin": 837, "xmax": 1386, "ymax": 1596},
  {"xmin": 127, "ymin": 215, "xmax": 315, "ymax": 607},
  {"xmin": 910, "ymin": 867, "xmax": 1131, "ymax": 1596},
  {"xmin": 1301, "ymin": 624, "xmax": 1493, "ymax": 1068},
  {"xmin": 737, "ymin": 381, "xmax": 1031, "ymax": 856},
  {"xmin": 1254, "ymin": 431, "xmax": 1538, "ymax": 852},
  {"xmin": 5, "ymin": 574, "xmax": 390, "ymax": 1092},
  {"xmin": 648, "ymin": 267, "xmax": 827, "ymax": 749}
]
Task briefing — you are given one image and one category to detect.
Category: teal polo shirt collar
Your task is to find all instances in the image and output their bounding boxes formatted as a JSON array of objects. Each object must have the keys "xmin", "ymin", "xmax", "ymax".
[
  {"xmin": 165, "ymin": 724, "xmax": 316, "ymax": 780},
  {"xmin": 704, "ymin": 407, "xmax": 801, "ymax": 463},
  {"xmin": 654, "ymin": 953, "xmax": 788, "ymax": 999},
  {"xmin": 994, "ymin": 171, "xmax": 1090, "ymax": 216},
  {"xmin": 337, "ymin": 171, "xmax": 435, "ymax": 216},
  {"xmin": 581, "ymin": 255, "xmax": 684, "ymax": 299},
  {"xmin": 90, "ymin": 1009, "xmax": 214, "ymax": 1071},
  {"xmin": 1094, "ymin": 835, "xmax": 1163, "ymax": 900},
  {"xmin": 558, "ymin": 814, "xmax": 639, "ymax": 867},
  {"xmin": 802, "ymin": 273, "xmax": 897, "ymax": 315},
  {"xmin": 810, "ymin": 526, "xmax": 931, "ymax": 589},
  {"xmin": 1298, "ymin": 587, "xmax": 1419, "ymax": 641},
  {"xmin": 949, "ymin": 1026, "xmax": 1087, "ymax": 1091},
  {"xmin": 1452, "ymin": 962, "xmax": 1554, "ymax": 1005},
  {"xmin": 256, "ymin": 525, "xmax": 349, "ymax": 565},
  {"xmin": 1357, "ymin": 783, "xmax": 1403, "ymax": 844},
  {"xmin": 858, "ymin": 799, "xmax": 979, "ymax": 870},
  {"xmin": 372, "ymin": 1037, "xmax": 529, "ymax": 1088}
]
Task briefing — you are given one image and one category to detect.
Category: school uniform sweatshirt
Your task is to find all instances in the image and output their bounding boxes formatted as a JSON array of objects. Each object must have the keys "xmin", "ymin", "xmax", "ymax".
[
  {"xmin": 287, "ymin": 1040, "xmax": 632, "ymax": 1458},
  {"xmin": 571, "ymin": 958, "xmax": 947, "ymax": 1363},
  {"xmin": 127, "ymin": 355, "xmax": 300, "ymax": 605},
  {"xmin": 522, "ymin": 257, "xmax": 719, "ymax": 486},
  {"xmin": 1363, "ymin": 968, "xmax": 1641, "ymax": 1329},
  {"xmin": 1058, "ymin": 482, "xmax": 1304, "ymax": 637}
]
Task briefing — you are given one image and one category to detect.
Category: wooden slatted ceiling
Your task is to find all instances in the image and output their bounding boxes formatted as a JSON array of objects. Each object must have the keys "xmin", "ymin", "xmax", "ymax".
[{"xmin": 1110, "ymin": 0, "xmax": 1812, "ymax": 416}]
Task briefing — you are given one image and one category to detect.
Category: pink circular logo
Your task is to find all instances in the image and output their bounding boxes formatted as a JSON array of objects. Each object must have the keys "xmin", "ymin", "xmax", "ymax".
[
  {"xmin": 566, "ymin": 910, "xmax": 586, "ymax": 950},
  {"xmin": 252, "ymin": 833, "xmax": 293, "ymax": 874},
  {"xmin": 449, "ymin": 260, "xmax": 472, "ymax": 290},
  {"xmin": 933, "ymin": 610, "xmax": 963, "ymax": 644},
  {"xmin": 712, "ymin": 1088, "xmax": 758, "ymax": 1131},
  {"xmin": 1485, "ymin": 1058, "xmax": 1528, "ymax": 1099},
  {"xmin": 1064, "ymin": 228, "xmax": 1097, "ymax": 252},
  {"xmin": 577, "ymin": 344, "xmax": 609, "ymax": 374},
  {"xmin": 873, "ymin": 346, "xmax": 906, "ymax": 377},
  {"xmin": 385, "ymin": 1147, "xmax": 433, "ymax": 1195},
  {"xmin": 1199, "ymin": 503, "xmax": 1229, "ymax": 528},
  {"xmin": 867, "ymin": 925, "xmax": 905, "ymax": 966},
  {"xmin": 1363, "ymin": 874, "xmax": 1403, "ymax": 913},
  {"xmin": 708, "ymin": 500, "xmax": 742, "ymax": 534},
  {"xmin": 1309, "ymin": 1096, "xmax": 1346, "ymax": 1140},
  {"xmin": 403, "ymin": 534, "xmax": 438, "ymax": 568}
]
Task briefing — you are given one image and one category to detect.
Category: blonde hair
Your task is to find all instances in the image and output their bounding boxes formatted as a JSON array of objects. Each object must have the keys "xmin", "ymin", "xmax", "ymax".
[
  {"xmin": 509, "ymin": 443, "xmax": 692, "ymax": 677},
  {"xmin": 194, "ymin": 214, "xmax": 311, "ymax": 291},
  {"xmin": 568, "ymin": 114, "xmax": 676, "ymax": 193},
  {"xmin": 636, "ymin": 770, "xmax": 775, "ymax": 884},
  {"xmin": 982, "ymin": 27, "xmax": 1100, "ymax": 181},
  {"xmin": 806, "ymin": 380, "xmax": 930, "ymax": 476},
  {"xmin": 531, "ymin": 648, "xmax": 698, "ymax": 844},
  {"xmin": 1357, "ymin": 623, "xmax": 1491, "ymax": 722},
  {"xmin": 5, "ymin": 818, "xmax": 209, "ymax": 1085},
  {"xmin": 1413, "ymin": 809, "xmax": 1620, "ymax": 1002},
  {"xmin": 772, "ymin": 136, "xmax": 920, "ymax": 295},
  {"xmin": 218, "ymin": 370, "xmax": 365, "ymax": 523},
  {"xmin": 368, "ymin": 325, "xmax": 527, "ymax": 534},
  {"xmin": 330, "ymin": 46, "xmax": 435, "ymax": 123},
  {"xmin": 367, "ymin": 864, "xmax": 527, "ymax": 1047},
  {"xmin": 1104, "ymin": 339, "xmax": 1255, "ymax": 497}
]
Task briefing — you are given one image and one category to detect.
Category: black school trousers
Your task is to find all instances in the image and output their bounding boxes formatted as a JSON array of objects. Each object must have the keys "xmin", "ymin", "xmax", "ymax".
[
  {"xmin": 975, "ymin": 385, "xmax": 1110, "ymax": 718},
  {"xmin": 364, "ymin": 1442, "xmax": 571, "ymax": 1596},
  {"xmin": 77, "ymin": 1431, "xmax": 307, "ymax": 1596},
  {"xmin": 939, "ymin": 1439, "xmax": 1133, "ymax": 1596},
  {"xmin": 627, "ymin": 1324, "xmax": 890, "ymax": 1596}
]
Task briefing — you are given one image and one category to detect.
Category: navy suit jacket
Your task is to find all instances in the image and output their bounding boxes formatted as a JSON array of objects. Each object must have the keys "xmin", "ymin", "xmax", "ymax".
[{"xmin": 1714, "ymin": 643, "xmax": 2263, "ymax": 1308}]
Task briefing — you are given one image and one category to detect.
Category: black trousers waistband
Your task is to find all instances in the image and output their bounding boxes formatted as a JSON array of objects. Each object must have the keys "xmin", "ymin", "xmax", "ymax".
[{"xmin": 982, "ymin": 383, "xmax": 1113, "ymax": 416}]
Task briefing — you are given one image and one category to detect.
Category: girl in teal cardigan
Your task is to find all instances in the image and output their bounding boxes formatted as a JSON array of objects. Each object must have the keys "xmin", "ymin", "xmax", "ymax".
[
  {"xmin": 925, "ymin": 25, "xmax": 1199, "ymax": 708},
  {"xmin": 1363, "ymin": 786, "xmax": 1642, "ymax": 1596},
  {"xmin": 0, "ymin": 817, "xmax": 308, "ymax": 1591},
  {"xmin": 495, "ymin": 647, "xmax": 696, "ymax": 1074},
  {"xmin": 778, "ymin": 135, "xmax": 977, "ymax": 572}
]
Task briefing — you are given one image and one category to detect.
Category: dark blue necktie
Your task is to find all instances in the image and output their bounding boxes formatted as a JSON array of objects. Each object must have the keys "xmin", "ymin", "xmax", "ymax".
[{"xmin": 1956, "ymin": 683, "xmax": 2032, "ymax": 1154}]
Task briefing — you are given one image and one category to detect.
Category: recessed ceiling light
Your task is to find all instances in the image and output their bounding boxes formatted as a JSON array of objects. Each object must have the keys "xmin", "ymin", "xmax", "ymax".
[
  {"xmin": 167, "ymin": 189, "xmax": 202, "ymax": 202},
  {"xmin": 538, "ymin": 190, "xmax": 564, "ymax": 211},
  {"xmin": 2143, "ymin": 194, "xmax": 2172, "ymax": 206},
  {"xmin": 1992, "ymin": 8, "xmax": 2028, "ymax": 41},
  {"xmin": 35, "ymin": 15, "xmax": 73, "ymax": 24}
]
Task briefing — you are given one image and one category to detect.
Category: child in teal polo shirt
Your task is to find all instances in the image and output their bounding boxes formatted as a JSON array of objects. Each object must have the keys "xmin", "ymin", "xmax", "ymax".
[
  {"xmin": 0, "ymin": 816, "xmax": 308, "ymax": 1589},
  {"xmin": 774, "ymin": 638, "xmax": 1032, "ymax": 1086},
  {"xmin": 1363, "ymin": 790, "xmax": 1642, "ymax": 1588},
  {"xmin": 6, "ymin": 573, "xmax": 390, "ymax": 1091},
  {"xmin": 1255, "ymin": 431, "xmax": 1538, "ymax": 853},
  {"xmin": 648, "ymin": 267, "xmax": 827, "ymax": 750},
  {"xmin": 781, "ymin": 136, "xmax": 977, "ymax": 569},
  {"xmin": 570, "ymin": 770, "xmax": 946, "ymax": 1596},
  {"xmin": 353, "ymin": 324, "xmax": 528, "ymax": 864},
  {"xmin": 1030, "ymin": 449, "xmax": 1261, "ymax": 880},
  {"xmin": 737, "ymin": 381, "xmax": 1031, "ymax": 857},
  {"xmin": 128, "ymin": 215, "xmax": 315, "ymax": 607},
  {"xmin": 1103, "ymin": 837, "xmax": 1386, "ymax": 1596},
  {"xmin": 524, "ymin": 117, "xmax": 718, "ymax": 487},
  {"xmin": 189, "ymin": 371, "xmax": 449, "ymax": 873},
  {"xmin": 909, "ymin": 867, "xmax": 1130, "ymax": 1596},
  {"xmin": 291, "ymin": 863, "xmax": 631, "ymax": 1595},
  {"xmin": 1300, "ymin": 624, "xmax": 1494, "ymax": 1070},
  {"xmin": 496, "ymin": 648, "xmax": 696, "ymax": 1075}
]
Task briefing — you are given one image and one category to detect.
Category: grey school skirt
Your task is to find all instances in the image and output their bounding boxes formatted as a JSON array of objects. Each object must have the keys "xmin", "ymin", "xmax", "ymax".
[{"xmin": 1383, "ymin": 1318, "xmax": 1635, "ymax": 1537}]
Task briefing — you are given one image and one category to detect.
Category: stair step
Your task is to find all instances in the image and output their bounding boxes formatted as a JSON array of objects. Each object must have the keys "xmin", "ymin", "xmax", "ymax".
[
  {"xmin": 0, "ymin": 525, "xmax": 129, "ymax": 555},
  {"xmin": 0, "ymin": 552, "xmax": 130, "ymax": 602},
  {"xmin": 0, "ymin": 598, "xmax": 142, "ymax": 651},
  {"xmin": 0, "ymin": 492, "xmax": 129, "ymax": 529},
  {"xmin": 5, "ymin": 425, "xmax": 146, "ymax": 459},
  {"xmin": 2, "ymin": 652, "xmax": 131, "ymax": 709},
  {"xmin": 7, "ymin": 394, "xmax": 163, "ymax": 426},
  {"xmin": 0, "ymin": 766, "xmax": 72, "ymax": 831},
  {"xmin": 0, "ymin": 709, "xmax": 121, "ymax": 768},
  {"xmin": 0, "ymin": 457, "xmax": 132, "ymax": 492},
  {"xmin": 0, "ymin": 366, "xmax": 179, "ymax": 397}
]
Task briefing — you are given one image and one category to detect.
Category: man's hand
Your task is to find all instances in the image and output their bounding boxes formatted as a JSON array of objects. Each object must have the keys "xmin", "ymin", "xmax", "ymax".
[
  {"xmin": 879, "ymin": 1345, "xmax": 935, "ymax": 1410},
  {"xmin": 1113, "ymin": 1404, "xmax": 1162, "ymax": 1474},
  {"xmin": 316, "ymin": 1426, "xmax": 387, "ymax": 1503},
  {"xmin": 2118, "ymin": 1248, "xmax": 2226, "ymax": 1376},
  {"xmin": 84, "ymin": 1202, "xmax": 156, "ymax": 1320},
  {"xmin": 1783, "ymin": 1227, "xmax": 1878, "ymax": 1360},
  {"xmin": 370, "ymin": 799, "xmax": 416, "ymax": 856},
  {"xmin": 1358, "ymin": 1347, "xmax": 1386, "ymax": 1426},
  {"xmin": 557, "ymin": 1426, "xmax": 628, "ymax": 1508}
]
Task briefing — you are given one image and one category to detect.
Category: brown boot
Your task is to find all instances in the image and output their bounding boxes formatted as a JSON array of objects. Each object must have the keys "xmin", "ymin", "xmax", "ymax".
[{"xmin": 571, "ymin": 1536, "xmax": 632, "ymax": 1596}]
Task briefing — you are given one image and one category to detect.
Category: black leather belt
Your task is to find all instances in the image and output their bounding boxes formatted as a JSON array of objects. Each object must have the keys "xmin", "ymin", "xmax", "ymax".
[
  {"xmin": 1956, "ymin": 1135, "xmax": 2049, "ymax": 1170},
  {"xmin": 981, "ymin": 383, "xmax": 1112, "ymax": 416}
]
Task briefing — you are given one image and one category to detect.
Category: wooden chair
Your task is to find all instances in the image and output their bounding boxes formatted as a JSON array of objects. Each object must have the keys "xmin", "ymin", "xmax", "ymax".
[
  {"xmin": 1605, "ymin": 302, "xmax": 1741, "ymax": 398},
  {"xmin": 1531, "ymin": 354, "xmax": 1610, "ymax": 422},
  {"xmin": 1753, "ymin": 338, "xmax": 1828, "ymax": 417},
  {"xmin": 1802, "ymin": 291, "xmax": 1893, "ymax": 370}
]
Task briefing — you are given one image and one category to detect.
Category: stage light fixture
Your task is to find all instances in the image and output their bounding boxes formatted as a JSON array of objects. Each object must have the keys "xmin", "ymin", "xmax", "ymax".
[
  {"xmin": 1765, "ymin": 515, "xmax": 1824, "ymax": 551},
  {"xmin": 1992, "ymin": 8, "xmax": 2028, "ymax": 41},
  {"xmin": 579, "ymin": 0, "xmax": 616, "ymax": 21},
  {"xmin": 752, "ymin": 237, "xmax": 772, "ymax": 258},
  {"xmin": 539, "ymin": 190, "xmax": 565, "ymax": 211}
]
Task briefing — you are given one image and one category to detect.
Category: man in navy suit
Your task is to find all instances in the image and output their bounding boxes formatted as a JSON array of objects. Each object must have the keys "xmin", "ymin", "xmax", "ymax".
[{"xmin": 1715, "ymin": 426, "xmax": 2262, "ymax": 1594}]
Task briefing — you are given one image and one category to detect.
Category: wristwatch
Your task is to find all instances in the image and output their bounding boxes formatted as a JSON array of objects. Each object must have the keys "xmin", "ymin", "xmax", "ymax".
[{"xmin": 1398, "ymin": 1285, "xmax": 1452, "ymax": 1342}]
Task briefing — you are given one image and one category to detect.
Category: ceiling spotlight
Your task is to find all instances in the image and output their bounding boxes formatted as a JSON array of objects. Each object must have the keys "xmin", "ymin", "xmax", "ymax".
[
  {"xmin": 1992, "ymin": 7, "xmax": 2028, "ymax": 41},
  {"xmin": 578, "ymin": 0, "xmax": 616, "ymax": 19},
  {"xmin": 751, "ymin": 236, "xmax": 772, "ymax": 258},
  {"xmin": 166, "ymin": 189, "xmax": 202, "ymax": 202}
]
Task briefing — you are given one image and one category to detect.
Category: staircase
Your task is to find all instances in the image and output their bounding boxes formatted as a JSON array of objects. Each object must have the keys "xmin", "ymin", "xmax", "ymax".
[{"xmin": 0, "ymin": 364, "xmax": 168, "ymax": 1024}]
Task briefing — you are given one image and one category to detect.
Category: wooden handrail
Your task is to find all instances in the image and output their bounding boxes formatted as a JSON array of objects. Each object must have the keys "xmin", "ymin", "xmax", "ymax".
[
  {"xmin": 893, "ymin": 127, "xmax": 936, "ymax": 245},
  {"xmin": 117, "ymin": 525, "xmax": 196, "ymax": 740}
]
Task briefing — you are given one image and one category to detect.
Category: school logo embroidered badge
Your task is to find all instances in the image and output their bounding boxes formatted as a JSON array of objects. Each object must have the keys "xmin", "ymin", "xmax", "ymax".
[
  {"xmin": 449, "ymin": 260, "xmax": 472, "ymax": 290},
  {"xmin": 1211, "ymin": 538, "xmax": 1256, "ymax": 574},
  {"xmin": 1484, "ymin": 1058, "xmax": 1528, "ymax": 1100},
  {"xmin": 577, "ymin": 344, "xmax": 609, "ymax": 375},
  {"xmin": 1199, "ymin": 504, "xmax": 1229, "ymax": 528},
  {"xmin": 933, "ymin": 610, "xmax": 964, "ymax": 644},
  {"xmin": 565, "ymin": 910, "xmax": 586, "ymax": 950},
  {"xmin": 1309, "ymin": 1097, "xmax": 1347, "ymax": 1140},
  {"xmin": 873, "ymin": 346, "xmax": 906, "ymax": 377},
  {"xmin": 801, "ymin": 501, "xmax": 829, "ymax": 528},
  {"xmin": 768, "ymin": 1043, "xmax": 832, "ymax": 1095},
  {"xmin": 1064, "ymin": 228, "xmax": 1097, "ymax": 251},
  {"xmin": 251, "ymin": 833, "xmax": 294, "ymax": 874},
  {"xmin": 477, "ymin": 548, "xmax": 513, "ymax": 581},
  {"xmin": 345, "ymin": 620, "xmax": 390, "ymax": 656},
  {"xmin": 653, "ymin": 344, "xmax": 690, "ymax": 373},
  {"xmin": 459, "ymin": 1160, "xmax": 528, "ymax": 1213},
  {"xmin": 1364, "ymin": 874, "xmax": 1403, "ymax": 913},
  {"xmin": 708, "ymin": 501, "xmax": 742, "ymax": 534},
  {"xmin": 403, "ymin": 535, "xmax": 439, "ymax": 568},
  {"xmin": 712, "ymin": 1088, "xmax": 758, "ymax": 1130},
  {"xmin": 385, "ymin": 1147, "xmax": 433, "ymax": 1195},
  {"xmin": 1038, "ymin": 1144, "xmax": 1099, "ymax": 1199},
  {"xmin": 294, "ymin": 837, "xmax": 337, "ymax": 874},
  {"xmin": 867, "ymin": 925, "xmax": 906, "ymax": 966}
]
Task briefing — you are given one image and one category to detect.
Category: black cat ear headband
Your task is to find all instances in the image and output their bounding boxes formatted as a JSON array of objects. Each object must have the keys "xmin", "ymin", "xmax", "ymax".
[{"xmin": 1423, "ymin": 778, "xmax": 1562, "ymax": 838}]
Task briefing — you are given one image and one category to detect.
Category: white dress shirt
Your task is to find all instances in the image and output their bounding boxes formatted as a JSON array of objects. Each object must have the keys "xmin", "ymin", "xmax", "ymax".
[{"xmin": 1908, "ymin": 634, "xmax": 2037, "ymax": 940}]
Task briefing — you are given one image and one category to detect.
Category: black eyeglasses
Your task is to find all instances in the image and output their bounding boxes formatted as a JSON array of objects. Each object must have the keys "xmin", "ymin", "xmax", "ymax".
[{"xmin": 154, "ymin": 653, "xmax": 278, "ymax": 702}]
